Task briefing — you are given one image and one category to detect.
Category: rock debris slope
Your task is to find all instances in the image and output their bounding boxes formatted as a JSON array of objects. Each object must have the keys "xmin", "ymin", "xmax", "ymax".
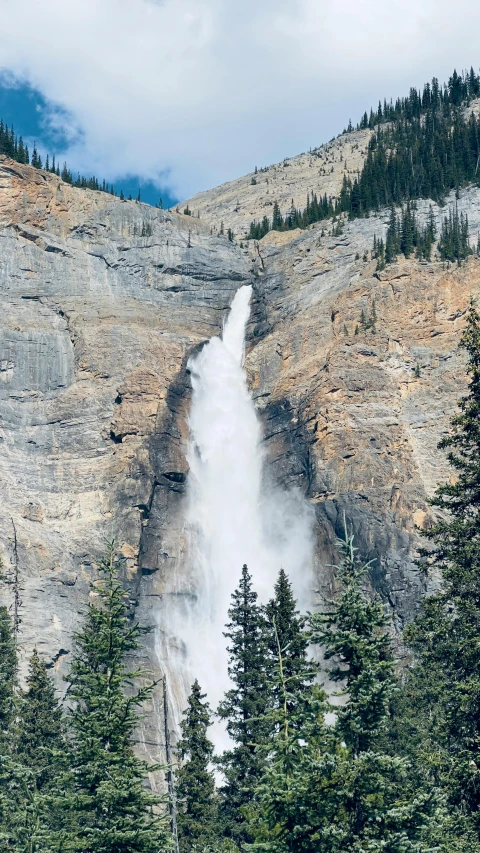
[{"xmin": 1, "ymin": 153, "xmax": 480, "ymax": 767}]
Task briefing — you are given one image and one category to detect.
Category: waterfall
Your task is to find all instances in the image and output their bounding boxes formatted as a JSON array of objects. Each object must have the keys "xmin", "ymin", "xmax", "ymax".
[{"xmin": 165, "ymin": 285, "xmax": 314, "ymax": 747}]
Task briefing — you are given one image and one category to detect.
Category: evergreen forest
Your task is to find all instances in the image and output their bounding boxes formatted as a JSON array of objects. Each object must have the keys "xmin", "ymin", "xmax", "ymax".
[{"xmin": 248, "ymin": 66, "xmax": 480, "ymax": 241}]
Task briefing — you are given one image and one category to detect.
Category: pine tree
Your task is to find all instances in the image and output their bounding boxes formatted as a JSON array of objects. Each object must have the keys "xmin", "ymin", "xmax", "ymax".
[
  {"xmin": 248, "ymin": 635, "xmax": 331, "ymax": 852},
  {"xmin": 17, "ymin": 649, "xmax": 65, "ymax": 789},
  {"xmin": 385, "ymin": 204, "xmax": 399, "ymax": 263},
  {"xmin": 13, "ymin": 649, "xmax": 72, "ymax": 852},
  {"xmin": 308, "ymin": 527, "xmax": 434, "ymax": 851},
  {"xmin": 312, "ymin": 528, "xmax": 395, "ymax": 756},
  {"xmin": 217, "ymin": 565, "xmax": 269, "ymax": 844},
  {"xmin": 271, "ymin": 201, "xmax": 283, "ymax": 231},
  {"xmin": 404, "ymin": 300, "xmax": 480, "ymax": 827},
  {"xmin": 375, "ymin": 237, "xmax": 385, "ymax": 270},
  {"xmin": 400, "ymin": 202, "xmax": 416, "ymax": 258},
  {"xmin": 250, "ymin": 531, "xmax": 434, "ymax": 852},
  {"xmin": 264, "ymin": 570, "xmax": 316, "ymax": 729},
  {"xmin": 0, "ymin": 605, "xmax": 18, "ymax": 847},
  {"xmin": 438, "ymin": 205, "xmax": 472, "ymax": 263},
  {"xmin": 0, "ymin": 605, "xmax": 16, "ymax": 735},
  {"xmin": 176, "ymin": 680, "xmax": 218, "ymax": 852},
  {"xmin": 64, "ymin": 542, "xmax": 170, "ymax": 853}
]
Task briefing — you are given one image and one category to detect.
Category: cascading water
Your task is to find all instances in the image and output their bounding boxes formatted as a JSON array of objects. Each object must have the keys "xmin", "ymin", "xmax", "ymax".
[{"xmin": 164, "ymin": 285, "xmax": 314, "ymax": 746}]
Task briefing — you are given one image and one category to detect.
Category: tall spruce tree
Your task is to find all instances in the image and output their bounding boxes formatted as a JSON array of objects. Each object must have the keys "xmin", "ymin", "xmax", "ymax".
[
  {"xmin": 17, "ymin": 649, "xmax": 65, "ymax": 790},
  {"xmin": 0, "ymin": 605, "xmax": 16, "ymax": 735},
  {"xmin": 217, "ymin": 565, "xmax": 269, "ymax": 844},
  {"xmin": 176, "ymin": 680, "xmax": 218, "ymax": 852},
  {"xmin": 312, "ymin": 530, "xmax": 395, "ymax": 757},
  {"xmin": 403, "ymin": 299, "xmax": 480, "ymax": 828},
  {"xmin": 64, "ymin": 542, "xmax": 170, "ymax": 853},
  {"xmin": 264, "ymin": 569, "xmax": 316, "ymax": 727},
  {"xmin": 0, "ymin": 605, "xmax": 18, "ymax": 848},
  {"xmin": 385, "ymin": 204, "xmax": 399, "ymax": 264},
  {"xmin": 272, "ymin": 527, "xmax": 432, "ymax": 853},
  {"xmin": 13, "ymin": 649, "xmax": 71, "ymax": 853},
  {"xmin": 247, "ymin": 625, "xmax": 331, "ymax": 852}
]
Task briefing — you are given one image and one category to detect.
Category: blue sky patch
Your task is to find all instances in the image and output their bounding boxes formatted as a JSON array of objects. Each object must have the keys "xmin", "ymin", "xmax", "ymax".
[{"xmin": 0, "ymin": 77, "xmax": 177, "ymax": 208}]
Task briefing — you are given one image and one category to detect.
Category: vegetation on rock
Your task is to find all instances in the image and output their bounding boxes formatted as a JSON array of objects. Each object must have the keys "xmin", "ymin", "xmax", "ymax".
[
  {"xmin": 248, "ymin": 66, "xmax": 480, "ymax": 240},
  {"xmin": 0, "ymin": 118, "xmax": 117, "ymax": 196}
]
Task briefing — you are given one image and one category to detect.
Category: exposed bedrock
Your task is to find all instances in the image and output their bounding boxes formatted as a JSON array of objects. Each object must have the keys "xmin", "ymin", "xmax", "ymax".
[{"xmin": 2, "ymin": 156, "xmax": 480, "ymax": 767}]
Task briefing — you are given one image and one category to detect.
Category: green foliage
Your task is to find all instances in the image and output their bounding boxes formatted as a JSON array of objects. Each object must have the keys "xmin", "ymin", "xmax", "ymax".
[
  {"xmin": 248, "ymin": 192, "xmax": 335, "ymax": 239},
  {"xmin": 248, "ymin": 216, "xmax": 270, "ymax": 240},
  {"xmin": 248, "ymin": 67, "xmax": 480, "ymax": 240},
  {"xmin": 342, "ymin": 99, "xmax": 480, "ymax": 219},
  {"xmin": 264, "ymin": 569, "xmax": 317, "ymax": 729},
  {"xmin": 177, "ymin": 680, "xmax": 218, "ymax": 852},
  {"xmin": 0, "ymin": 117, "xmax": 116, "ymax": 195},
  {"xmin": 11, "ymin": 649, "xmax": 71, "ymax": 852},
  {"xmin": 312, "ymin": 531, "xmax": 396, "ymax": 755},
  {"xmin": 0, "ymin": 606, "xmax": 19, "ymax": 847},
  {"xmin": 248, "ymin": 535, "xmax": 434, "ymax": 852},
  {"xmin": 217, "ymin": 565, "xmax": 270, "ymax": 844},
  {"xmin": 377, "ymin": 202, "xmax": 437, "ymax": 268},
  {"xmin": 0, "ymin": 605, "xmax": 16, "ymax": 735},
  {"xmin": 438, "ymin": 205, "xmax": 472, "ymax": 263},
  {"xmin": 63, "ymin": 542, "xmax": 171, "ymax": 853},
  {"xmin": 17, "ymin": 649, "xmax": 66, "ymax": 790},
  {"xmin": 358, "ymin": 301, "xmax": 377, "ymax": 333},
  {"xmin": 401, "ymin": 301, "xmax": 480, "ymax": 831},
  {"xmin": 373, "ymin": 234, "xmax": 385, "ymax": 270}
]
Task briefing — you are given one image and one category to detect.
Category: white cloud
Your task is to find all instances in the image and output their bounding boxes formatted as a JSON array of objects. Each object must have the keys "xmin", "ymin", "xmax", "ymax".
[{"xmin": 0, "ymin": 0, "xmax": 477, "ymax": 198}]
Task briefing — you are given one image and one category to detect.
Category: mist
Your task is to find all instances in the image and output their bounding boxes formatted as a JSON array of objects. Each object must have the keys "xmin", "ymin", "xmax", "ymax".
[{"xmin": 162, "ymin": 285, "xmax": 315, "ymax": 748}]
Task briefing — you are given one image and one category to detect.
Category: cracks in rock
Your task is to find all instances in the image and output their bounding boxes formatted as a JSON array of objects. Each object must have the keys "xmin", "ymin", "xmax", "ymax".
[
  {"xmin": 53, "ymin": 305, "xmax": 78, "ymax": 364},
  {"xmin": 45, "ymin": 648, "xmax": 70, "ymax": 669},
  {"xmin": 162, "ymin": 471, "xmax": 187, "ymax": 484},
  {"xmin": 136, "ymin": 503, "xmax": 150, "ymax": 521},
  {"xmin": 86, "ymin": 251, "xmax": 116, "ymax": 269},
  {"xmin": 11, "ymin": 223, "xmax": 70, "ymax": 256},
  {"xmin": 261, "ymin": 397, "xmax": 317, "ymax": 496}
]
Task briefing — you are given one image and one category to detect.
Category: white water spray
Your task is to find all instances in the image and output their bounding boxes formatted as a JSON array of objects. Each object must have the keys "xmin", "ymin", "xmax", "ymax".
[{"xmin": 165, "ymin": 285, "xmax": 314, "ymax": 745}]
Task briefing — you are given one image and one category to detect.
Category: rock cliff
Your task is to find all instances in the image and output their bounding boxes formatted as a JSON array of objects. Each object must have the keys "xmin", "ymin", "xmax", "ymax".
[{"xmin": 1, "ymin": 152, "xmax": 480, "ymax": 774}]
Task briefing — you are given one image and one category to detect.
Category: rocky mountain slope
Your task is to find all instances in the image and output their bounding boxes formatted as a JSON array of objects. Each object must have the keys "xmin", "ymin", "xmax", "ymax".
[
  {"xmin": 1, "ymin": 153, "xmax": 480, "ymax": 774},
  {"xmin": 177, "ymin": 128, "xmax": 373, "ymax": 238},
  {"xmin": 179, "ymin": 97, "xmax": 480, "ymax": 238}
]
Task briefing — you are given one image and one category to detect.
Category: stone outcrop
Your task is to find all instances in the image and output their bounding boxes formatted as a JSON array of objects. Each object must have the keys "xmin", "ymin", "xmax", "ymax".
[{"xmin": 1, "ymin": 152, "xmax": 480, "ymax": 772}]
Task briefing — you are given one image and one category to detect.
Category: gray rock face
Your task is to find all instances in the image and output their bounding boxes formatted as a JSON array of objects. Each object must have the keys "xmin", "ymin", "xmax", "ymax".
[{"xmin": 1, "ymin": 156, "xmax": 480, "ymax": 775}]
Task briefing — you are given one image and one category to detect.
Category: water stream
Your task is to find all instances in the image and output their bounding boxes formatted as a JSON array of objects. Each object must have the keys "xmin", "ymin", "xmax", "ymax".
[{"xmin": 163, "ymin": 285, "xmax": 314, "ymax": 747}]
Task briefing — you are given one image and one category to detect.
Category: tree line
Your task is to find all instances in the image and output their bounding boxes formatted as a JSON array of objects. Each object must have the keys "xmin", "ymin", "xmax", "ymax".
[
  {"xmin": 248, "ymin": 66, "xmax": 480, "ymax": 240},
  {"xmin": 355, "ymin": 67, "xmax": 480, "ymax": 132},
  {"xmin": 372, "ymin": 202, "xmax": 480, "ymax": 270},
  {"xmin": 3, "ymin": 304, "xmax": 480, "ymax": 851},
  {"xmin": 0, "ymin": 119, "xmax": 117, "ymax": 197}
]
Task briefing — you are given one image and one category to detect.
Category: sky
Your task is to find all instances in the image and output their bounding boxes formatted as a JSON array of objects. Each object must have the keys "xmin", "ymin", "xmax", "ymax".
[{"xmin": 0, "ymin": 0, "xmax": 478, "ymax": 207}]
